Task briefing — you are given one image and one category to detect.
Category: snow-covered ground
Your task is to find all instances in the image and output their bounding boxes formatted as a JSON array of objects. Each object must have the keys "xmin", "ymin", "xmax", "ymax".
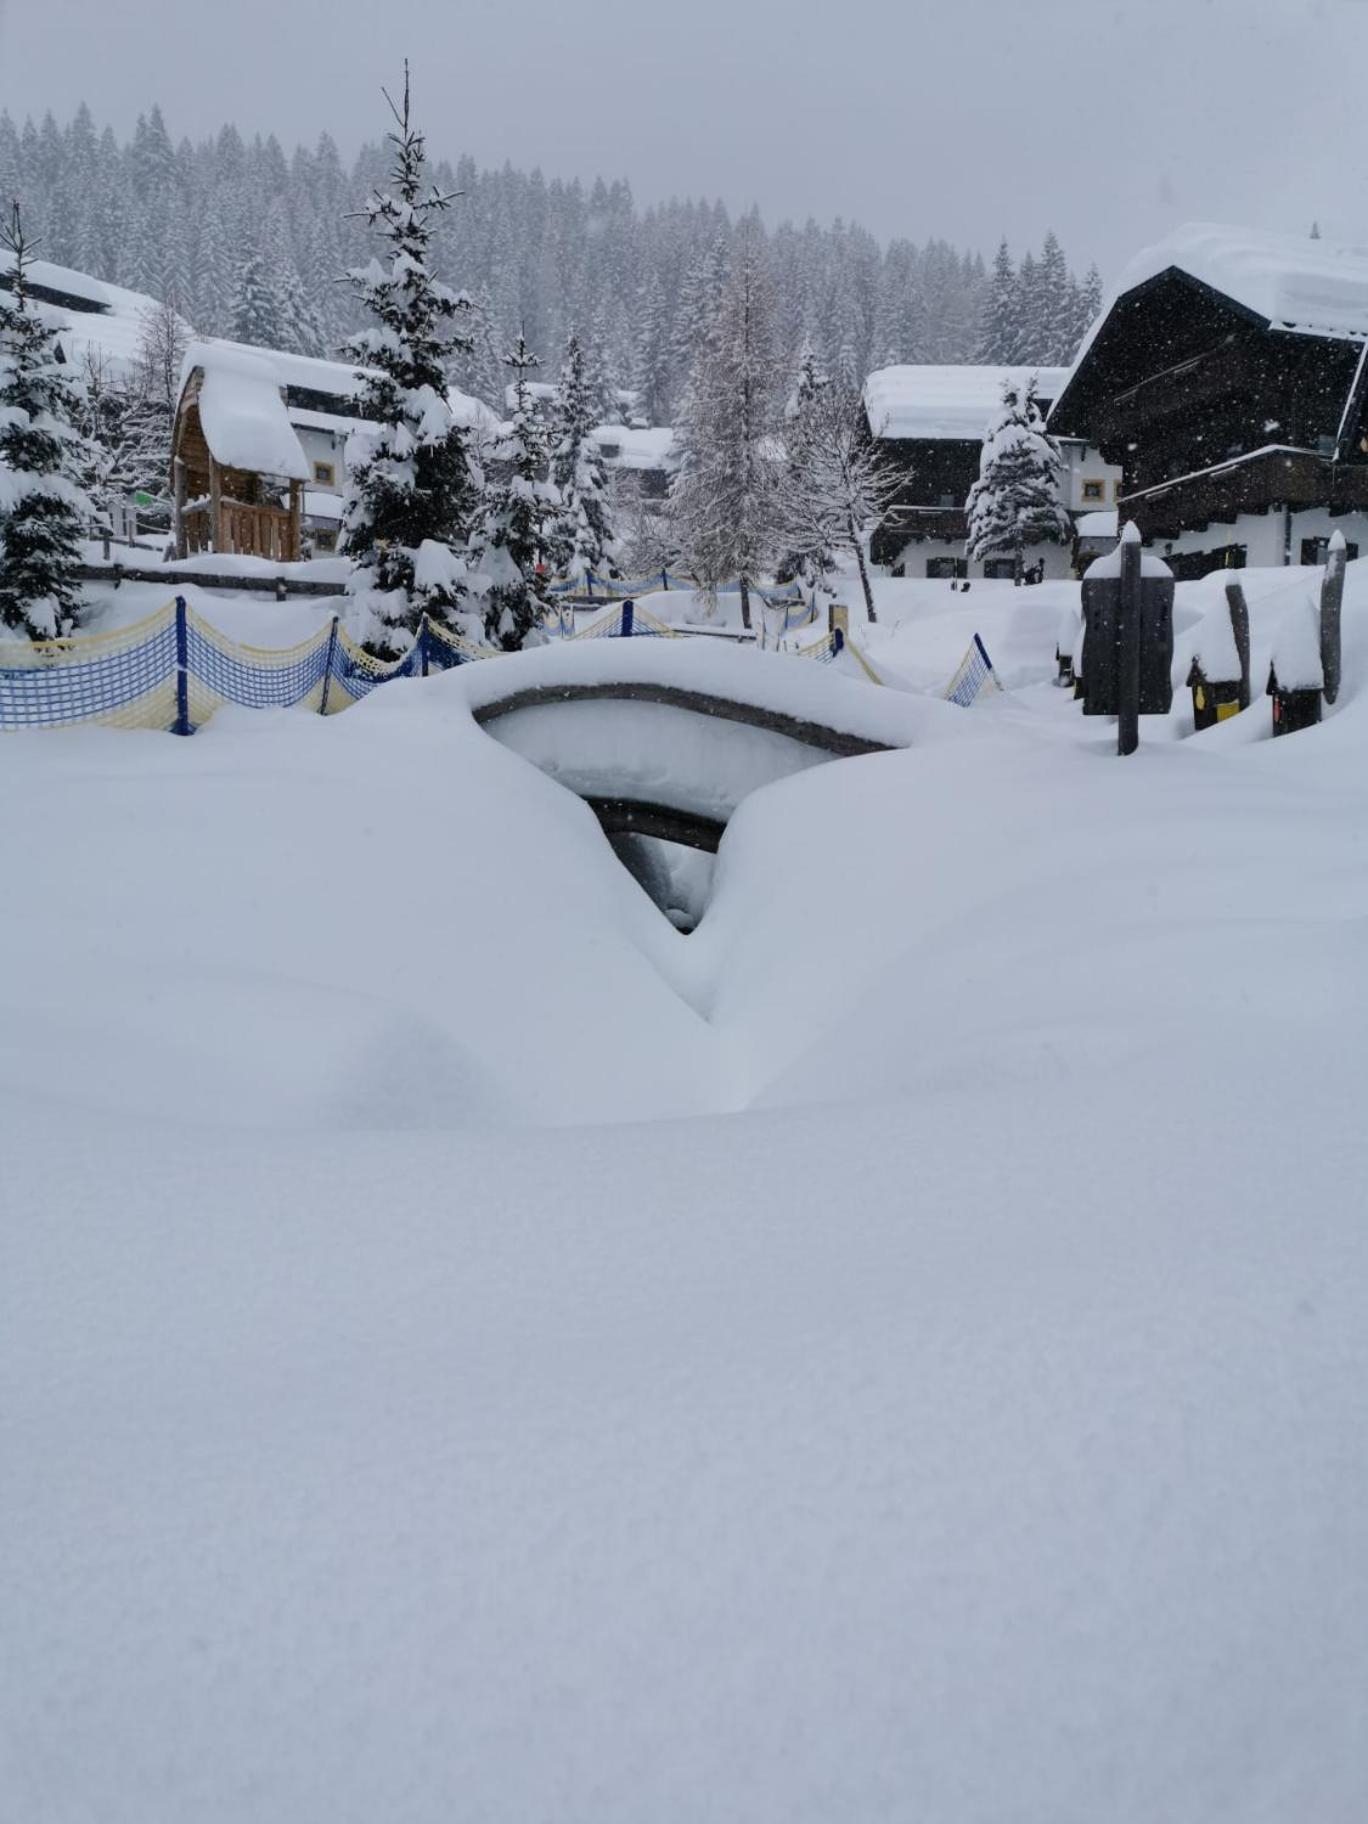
[{"xmin": 4, "ymin": 560, "xmax": 1368, "ymax": 1820}]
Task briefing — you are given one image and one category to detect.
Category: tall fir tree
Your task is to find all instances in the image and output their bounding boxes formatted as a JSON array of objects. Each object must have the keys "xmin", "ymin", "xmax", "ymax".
[
  {"xmin": 549, "ymin": 329, "xmax": 612, "ymax": 581},
  {"xmin": 339, "ymin": 66, "xmax": 480, "ymax": 658},
  {"xmin": 229, "ymin": 252, "xmax": 286, "ymax": 348},
  {"xmin": 1036, "ymin": 230, "xmax": 1072, "ymax": 365},
  {"xmin": 479, "ymin": 334, "xmax": 554, "ymax": 651},
  {"xmin": 975, "ymin": 239, "xmax": 1021, "ymax": 364},
  {"xmin": 669, "ymin": 222, "xmax": 780, "ymax": 629},
  {"xmin": 965, "ymin": 375, "xmax": 1073, "ymax": 581},
  {"xmin": 776, "ymin": 341, "xmax": 836, "ymax": 588},
  {"xmin": 0, "ymin": 204, "xmax": 93, "ymax": 636}
]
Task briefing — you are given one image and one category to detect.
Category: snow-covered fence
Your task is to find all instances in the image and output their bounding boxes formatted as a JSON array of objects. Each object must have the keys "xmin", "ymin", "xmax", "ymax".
[
  {"xmin": 942, "ymin": 635, "xmax": 1003, "ymax": 707},
  {"xmin": 572, "ymin": 599, "xmax": 680, "ymax": 640},
  {"xmin": 0, "ymin": 598, "xmax": 487, "ymax": 735}
]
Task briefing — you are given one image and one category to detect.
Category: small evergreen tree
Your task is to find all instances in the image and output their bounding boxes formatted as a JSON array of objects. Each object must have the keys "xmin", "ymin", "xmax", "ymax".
[
  {"xmin": 479, "ymin": 334, "xmax": 554, "ymax": 651},
  {"xmin": 0, "ymin": 203, "xmax": 93, "ymax": 636},
  {"xmin": 549, "ymin": 330, "xmax": 612, "ymax": 581},
  {"xmin": 965, "ymin": 374, "xmax": 1073, "ymax": 582},
  {"xmin": 339, "ymin": 66, "xmax": 480, "ymax": 658}
]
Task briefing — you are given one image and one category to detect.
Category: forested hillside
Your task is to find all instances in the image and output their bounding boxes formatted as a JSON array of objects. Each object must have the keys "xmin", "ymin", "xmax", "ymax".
[{"xmin": 0, "ymin": 104, "xmax": 1100, "ymax": 415}]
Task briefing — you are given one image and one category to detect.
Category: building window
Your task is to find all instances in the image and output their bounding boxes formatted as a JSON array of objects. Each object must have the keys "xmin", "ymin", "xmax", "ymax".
[
  {"xmin": 1081, "ymin": 480, "xmax": 1105, "ymax": 503},
  {"xmin": 1113, "ymin": 480, "xmax": 1125, "ymax": 501},
  {"xmin": 310, "ymin": 527, "xmax": 338, "ymax": 554},
  {"xmin": 983, "ymin": 558, "xmax": 1018, "ymax": 580},
  {"xmin": 926, "ymin": 556, "xmax": 966, "ymax": 579},
  {"xmin": 1300, "ymin": 536, "xmax": 1359, "ymax": 566},
  {"xmin": 313, "ymin": 460, "xmax": 336, "ymax": 486},
  {"xmin": 598, "ymin": 442, "xmax": 621, "ymax": 460}
]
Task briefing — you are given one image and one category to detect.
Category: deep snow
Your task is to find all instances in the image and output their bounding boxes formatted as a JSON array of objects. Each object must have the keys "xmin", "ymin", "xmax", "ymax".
[{"xmin": 4, "ymin": 564, "xmax": 1368, "ymax": 1821}]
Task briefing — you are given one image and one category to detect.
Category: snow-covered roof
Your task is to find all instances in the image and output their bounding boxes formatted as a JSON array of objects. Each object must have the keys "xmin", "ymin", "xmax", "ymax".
[
  {"xmin": 179, "ymin": 337, "xmax": 365, "ymax": 411},
  {"xmin": 1076, "ymin": 510, "xmax": 1119, "ymax": 539},
  {"xmin": 303, "ymin": 489, "xmax": 344, "ymax": 521},
  {"xmin": 178, "ymin": 334, "xmax": 501, "ymax": 476},
  {"xmin": 187, "ymin": 341, "xmax": 312, "ymax": 481},
  {"xmin": 589, "ymin": 425, "xmax": 678, "ymax": 470},
  {"xmin": 863, "ymin": 365, "xmax": 1072, "ymax": 441},
  {"xmin": 1269, "ymin": 598, "xmax": 1325, "ymax": 692},
  {"xmin": 1190, "ymin": 607, "xmax": 1243, "ymax": 684},
  {"xmin": 1074, "ymin": 224, "xmax": 1368, "ymax": 385},
  {"xmin": 0, "ymin": 250, "xmax": 181, "ymax": 381},
  {"xmin": 504, "ymin": 379, "xmax": 557, "ymax": 411}
]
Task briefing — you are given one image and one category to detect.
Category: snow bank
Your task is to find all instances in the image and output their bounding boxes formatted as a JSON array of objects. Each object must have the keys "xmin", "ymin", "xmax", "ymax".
[
  {"xmin": 7, "ymin": 611, "xmax": 1368, "ymax": 1818},
  {"xmin": 863, "ymin": 363, "xmax": 1071, "ymax": 440}
]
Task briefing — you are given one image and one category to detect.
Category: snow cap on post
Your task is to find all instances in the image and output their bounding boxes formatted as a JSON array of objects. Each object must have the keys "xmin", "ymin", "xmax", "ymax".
[{"xmin": 1268, "ymin": 597, "xmax": 1325, "ymax": 694}]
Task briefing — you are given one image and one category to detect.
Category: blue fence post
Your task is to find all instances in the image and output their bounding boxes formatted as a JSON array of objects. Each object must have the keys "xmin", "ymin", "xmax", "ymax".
[
  {"xmin": 419, "ymin": 614, "xmax": 430, "ymax": 678},
  {"xmin": 585, "ymin": 573, "xmax": 595, "ymax": 601},
  {"xmin": 661, "ymin": 569, "xmax": 669, "ymax": 592},
  {"xmin": 319, "ymin": 614, "xmax": 339, "ymax": 715},
  {"xmin": 621, "ymin": 599, "xmax": 634, "ymax": 639},
  {"xmin": 172, "ymin": 595, "xmax": 192, "ymax": 735}
]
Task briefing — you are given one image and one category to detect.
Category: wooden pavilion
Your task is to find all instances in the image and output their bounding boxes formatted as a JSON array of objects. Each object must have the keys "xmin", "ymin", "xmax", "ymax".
[{"xmin": 172, "ymin": 345, "xmax": 311, "ymax": 562}]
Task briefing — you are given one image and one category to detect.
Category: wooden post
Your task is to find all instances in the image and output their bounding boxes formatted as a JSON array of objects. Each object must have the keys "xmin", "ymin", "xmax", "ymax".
[
  {"xmin": 1225, "ymin": 580, "xmax": 1252, "ymax": 711},
  {"xmin": 1117, "ymin": 522, "xmax": 1141, "ymax": 756},
  {"xmin": 208, "ymin": 457, "xmax": 222, "ymax": 555},
  {"xmin": 289, "ymin": 480, "xmax": 302, "ymax": 564},
  {"xmin": 173, "ymin": 455, "xmax": 188, "ymax": 560},
  {"xmin": 1320, "ymin": 528, "xmax": 1347, "ymax": 705}
]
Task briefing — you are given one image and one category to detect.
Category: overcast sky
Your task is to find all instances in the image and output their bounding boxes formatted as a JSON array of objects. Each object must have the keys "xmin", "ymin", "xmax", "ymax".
[{"xmin": 0, "ymin": 0, "xmax": 1362, "ymax": 280}]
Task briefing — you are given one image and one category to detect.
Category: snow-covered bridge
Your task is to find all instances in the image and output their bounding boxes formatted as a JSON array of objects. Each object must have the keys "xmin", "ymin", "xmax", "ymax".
[{"xmin": 456, "ymin": 641, "xmax": 922, "ymax": 851}]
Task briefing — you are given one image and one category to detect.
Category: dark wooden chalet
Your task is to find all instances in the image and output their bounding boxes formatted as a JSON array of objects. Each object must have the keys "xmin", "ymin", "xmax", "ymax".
[
  {"xmin": 863, "ymin": 364, "xmax": 1115, "ymax": 580},
  {"xmin": 1047, "ymin": 225, "xmax": 1368, "ymax": 578}
]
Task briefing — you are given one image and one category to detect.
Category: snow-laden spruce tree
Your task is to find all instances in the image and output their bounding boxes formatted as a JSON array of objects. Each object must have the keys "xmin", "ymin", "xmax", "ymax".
[
  {"xmin": 669, "ymin": 220, "xmax": 781, "ymax": 629},
  {"xmin": 776, "ymin": 342, "xmax": 837, "ymax": 589},
  {"xmin": 339, "ymin": 66, "xmax": 481, "ymax": 658},
  {"xmin": 0, "ymin": 203, "xmax": 93, "ymax": 636},
  {"xmin": 229, "ymin": 253, "xmax": 286, "ymax": 349},
  {"xmin": 478, "ymin": 334, "xmax": 554, "ymax": 651},
  {"xmin": 549, "ymin": 330, "xmax": 612, "ymax": 582},
  {"xmin": 965, "ymin": 374, "xmax": 1073, "ymax": 583},
  {"xmin": 77, "ymin": 348, "xmax": 146, "ymax": 534},
  {"xmin": 780, "ymin": 369, "xmax": 908, "ymax": 623},
  {"xmin": 974, "ymin": 241, "xmax": 1021, "ymax": 364}
]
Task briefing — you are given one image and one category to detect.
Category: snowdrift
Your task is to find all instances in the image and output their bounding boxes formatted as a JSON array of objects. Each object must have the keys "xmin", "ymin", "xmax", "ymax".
[{"xmin": 5, "ymin": 586, "xmax": 1368, "ymax": 1820}]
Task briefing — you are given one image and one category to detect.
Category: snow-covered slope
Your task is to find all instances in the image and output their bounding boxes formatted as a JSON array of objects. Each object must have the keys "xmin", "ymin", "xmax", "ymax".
[{"xmin": 4, "ymin": 612, "xmax": 1368, "ymax": 1820}]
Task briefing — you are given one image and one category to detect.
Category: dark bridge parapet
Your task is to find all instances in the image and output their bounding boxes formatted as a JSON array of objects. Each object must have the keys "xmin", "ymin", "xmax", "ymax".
[
  {"xmin": 584, "ymin": 797, "xmax": 728, "ymax": 853},
  {"xmin": 472, "ymin": 681, "xmax": 897, "ymax": 760}
]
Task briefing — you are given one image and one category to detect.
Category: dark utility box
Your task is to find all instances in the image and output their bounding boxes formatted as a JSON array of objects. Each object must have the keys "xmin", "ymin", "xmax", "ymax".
[{"xmin": 1080, "ymin": 574, "xmax": 1175, "ymax": 716}]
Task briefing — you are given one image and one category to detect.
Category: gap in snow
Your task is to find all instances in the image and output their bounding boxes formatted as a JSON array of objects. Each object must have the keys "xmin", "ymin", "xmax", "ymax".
[{"xmin": 607, "ymin": 832, "xmax": 717, "ymax": 933}]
